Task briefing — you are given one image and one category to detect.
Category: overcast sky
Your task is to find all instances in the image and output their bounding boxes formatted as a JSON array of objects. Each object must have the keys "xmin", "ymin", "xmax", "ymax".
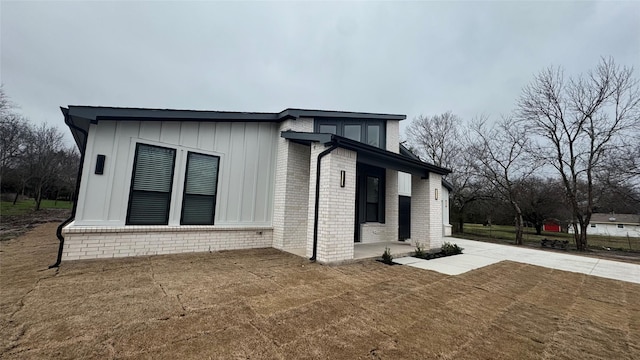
[{"xmin": 2, "ymin": 1, "xmax": 639, "ymax": 146}]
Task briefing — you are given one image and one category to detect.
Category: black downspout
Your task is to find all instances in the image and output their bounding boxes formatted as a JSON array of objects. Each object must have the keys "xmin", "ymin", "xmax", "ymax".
[
  {"xmin": 310, "ymin": 142, "xmax": 338, "ymax": 261},
  {"xmin": 50, "ymin": 113, "xmax": 88, "ymax": 268}
]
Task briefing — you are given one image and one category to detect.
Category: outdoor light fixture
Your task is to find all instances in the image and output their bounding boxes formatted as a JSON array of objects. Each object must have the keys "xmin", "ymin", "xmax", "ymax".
[
  {"xmin": 435, "ymin": 188, "xmax": 439, "ymax": 200},
  {"xmin": 95, "ymin": 154, "xmax": 106, "ymax": 175},
  {"xmin": 340, "ymin": 170, "xmax": 346, "ymax": 187}
]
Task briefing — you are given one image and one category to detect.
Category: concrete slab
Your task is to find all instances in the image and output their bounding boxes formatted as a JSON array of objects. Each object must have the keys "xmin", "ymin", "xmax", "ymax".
[{"xmin": 401, "ymin": 237, "xmax": 640, "ymax": 284}]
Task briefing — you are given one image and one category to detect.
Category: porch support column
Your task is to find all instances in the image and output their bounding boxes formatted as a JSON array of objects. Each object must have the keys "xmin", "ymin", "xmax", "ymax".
[
  {"xmin": 273, "ymin": 120, "xmax": 312, "ymax": 251},
  {"xmin": 411, "ymin": 173, "xmax": 443, "ymax": 250},
  {"xmin": 385, "ymin": 169, "xmax": 399, "ymax": 241},
  {"xmin": 306, "ymin": 144, "xmax": 357, "ymax": 263}
]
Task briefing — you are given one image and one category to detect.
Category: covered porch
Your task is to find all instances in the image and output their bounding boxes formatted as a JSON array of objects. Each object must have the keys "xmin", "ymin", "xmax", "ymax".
[{"xmin": 274, "ymin": 131, "xmax": 451, "ymax": 264}]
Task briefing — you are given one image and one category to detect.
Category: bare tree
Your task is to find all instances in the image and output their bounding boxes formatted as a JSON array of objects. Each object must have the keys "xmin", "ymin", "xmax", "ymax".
[
  {"xmin": 518, "ymin": 57, "xmax": 640, "ymax": 250},
  {"xmin": 406, "ymin": 112, "xmax": 485, "ymax": 233},
  {"xmin": 0, "ymin": 87, "xmax": 29, "ymax": 188},
  {"xmin": 516, "ymin": 177, "xmax": 568, "ymax": 235},
  {"xmin": 1, "ymin": 114, "xmax": 29, "ymax": 183},
  {"xmin": 406, "ymin": 111, "xmax": 461, "ymax": 169},
  {"xmin": 24, "ymin": 123, "xmax": 65, "ymax": 210},
  {"xmin": 468, "ymin": 116, "xmax": 535, "ymax": 245}
]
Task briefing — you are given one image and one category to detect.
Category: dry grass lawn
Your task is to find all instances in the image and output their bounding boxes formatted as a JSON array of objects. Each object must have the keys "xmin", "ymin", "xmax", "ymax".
[{"xmin": 1, "ymin": 223, "xmax": 639, "ymax": 359}]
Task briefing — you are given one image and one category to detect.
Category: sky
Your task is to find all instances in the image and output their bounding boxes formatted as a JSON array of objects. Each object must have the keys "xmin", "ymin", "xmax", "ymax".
[{"xmin": 2, "ymin": 1, "xmax": 639, "ymax": 146}]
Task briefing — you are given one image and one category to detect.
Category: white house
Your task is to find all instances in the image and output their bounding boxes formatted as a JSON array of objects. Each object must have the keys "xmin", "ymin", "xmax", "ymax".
[
  {"xmin": 55, "ymin": 106, "xmax": 451, "ymax": 265},
  {"xmin": 568, "ymin": 213, "xmax": 640, "ymax": 238}
]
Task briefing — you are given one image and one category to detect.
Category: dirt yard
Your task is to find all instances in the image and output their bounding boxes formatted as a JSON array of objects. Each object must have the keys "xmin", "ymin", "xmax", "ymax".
[{"xmin": 1, "ymin": 223, "xmax": 639, "ymax": 359}]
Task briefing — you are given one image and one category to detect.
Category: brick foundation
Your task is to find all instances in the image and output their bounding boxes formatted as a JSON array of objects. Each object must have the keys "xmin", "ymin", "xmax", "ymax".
[{"xmin": 61, "ymin": 225, "xmax": 272, "ymax": 260}]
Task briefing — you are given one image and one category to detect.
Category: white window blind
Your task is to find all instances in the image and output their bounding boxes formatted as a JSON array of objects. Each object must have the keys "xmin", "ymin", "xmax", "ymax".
[
  {"xmin": 127, "ymin": 144, "xmax": 176, "ymax": 225},
  {"xmin": 181, "ymin": 152, "xmax": 219, "ymax": 225}
]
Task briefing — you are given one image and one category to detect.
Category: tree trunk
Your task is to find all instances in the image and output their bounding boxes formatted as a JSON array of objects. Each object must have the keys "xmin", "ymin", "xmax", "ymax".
[
  {"xmin": 576, "ymin": 224, "xmax": 589, "ymax": 251},
  {"xmin": 512, "ymin": 202, "xmax": 524, "ymax": 245},
  {"xmin": 12, "ymin": 191, "xmax": 19, "ymax": 205},
  {"xmin": 35, "ymin": 183, "xmax": 43, "ymax": 211},
  {"xmin": 514, "ymin": 214, "xmax": 524, "ymax": 245},
  {"xmin": 458, "ymin": 216, "xmax": 465, "ymax": 234},
  {"xmin": 534, "ymin": 223, "xmax": 542, "ymax": 235}
]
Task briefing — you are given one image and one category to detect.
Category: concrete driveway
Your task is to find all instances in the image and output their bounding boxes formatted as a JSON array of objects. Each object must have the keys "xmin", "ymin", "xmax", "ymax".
[{"xmin": 394, "ymin": 237, "xmax": 640, "ymax": 284}]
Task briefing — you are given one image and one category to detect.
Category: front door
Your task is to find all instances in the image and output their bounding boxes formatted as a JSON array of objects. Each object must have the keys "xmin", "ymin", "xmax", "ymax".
[{"xmin": 354, "ymin": 164, "xmax": 385, "ymax": 242}]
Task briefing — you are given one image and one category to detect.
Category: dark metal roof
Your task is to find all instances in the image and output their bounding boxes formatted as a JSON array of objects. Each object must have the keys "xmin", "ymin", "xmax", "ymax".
[
  {"xmin": 281, "ymin": 131, "xmax": 451, "ymax": 177},
  {"xmin": 61, "ymin": 106, "xmax": 406, "ymax": 149},
  {"xmin": 399, "ymin": 143, "xmax": 421, "ymax": 161},
  {"xmin": 399, "ymin": 143, "xmax": 455, "ymax": 190},
  {"xmin": 441, "ymin": 178, "xmax": 454, "ymax": 191}
]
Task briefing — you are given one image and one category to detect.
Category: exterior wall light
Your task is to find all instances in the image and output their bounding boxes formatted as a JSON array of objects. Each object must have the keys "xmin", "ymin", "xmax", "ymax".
[
  {"xmin": 340, "ymin": 170, "xmax": 346, "ymax": 188},
  {"xmin": 95, "ymin": 154, "xmax": 106, "ymax": 175},
  {"xmin": 435, "ymin": 188, "xmax": 438, "ymax": 200}
]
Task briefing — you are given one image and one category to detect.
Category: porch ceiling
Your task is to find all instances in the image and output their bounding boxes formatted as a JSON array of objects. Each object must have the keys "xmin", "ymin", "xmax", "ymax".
[{"xmin": 281, "ymin": 131, "xmax": 451, "ymax": 177}]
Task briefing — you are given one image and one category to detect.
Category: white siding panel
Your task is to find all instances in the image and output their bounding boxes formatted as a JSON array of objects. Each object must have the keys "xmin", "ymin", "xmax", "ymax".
[
  {"xmin": 160, "ymin": 121, "xmax": 181, "ymax": 144},
  {"xmin": 198, "ymin": 123, "xmax": 215, "ymax": 151},
  {"xmin": 139, "ymin": 121, "xmax": 161, "ymax": 141},
  {"xmin": 255, "ymin": 122, "xmax": 275, "ymax": 222},
  {"xmin": 74, "ymin": 119, "xmax": 277, "ymax": 227},
  {"xmin": 179, "ymin": 122, "xmax": 199, "ymax": 147},
  {"xmin": 398, "ymin": 172, "xmax": 412, "ymax": 196},
  {"xmin": 227, "ymin": 123, "xmax": 247, "ymax": 222},
  {"xmin": 242, "ymin": 123, "xmax": 260, "ymax": 222},
  {"xmin": 213, "ymin": 122, "xmax": 232, "ymax": 223},
  {"xmin": 108, "ymin": 121, "xmax": 140, "ymax": 222}
]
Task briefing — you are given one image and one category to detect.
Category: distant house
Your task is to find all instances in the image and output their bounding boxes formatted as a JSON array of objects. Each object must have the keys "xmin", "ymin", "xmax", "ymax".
[
  {"xmin": 543, "ymin": 219, "xmax": 561, "ymax": 233},
  {"xmin": 55, "ymin": 106, "xmax": 452, "ymax": 265},
  {"xmin": 568, "ymin": 213, "xmax": 640, "ymax": 237}
]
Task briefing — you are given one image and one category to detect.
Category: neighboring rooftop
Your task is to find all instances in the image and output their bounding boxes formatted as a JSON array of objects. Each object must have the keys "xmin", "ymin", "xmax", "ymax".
[{"xmin": 591, "ymin": 213, "xmax": 640, "ymax": 225}]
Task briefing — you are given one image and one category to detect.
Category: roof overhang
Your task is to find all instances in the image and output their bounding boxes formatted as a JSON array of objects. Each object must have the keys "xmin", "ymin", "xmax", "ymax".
[
  {"xmin": 61, "ymin": 106, "xmax": 406, "ymax": 149},
  {"xmin": 281, "ymin": 131, "xmax": 451, "ymax": 177}
]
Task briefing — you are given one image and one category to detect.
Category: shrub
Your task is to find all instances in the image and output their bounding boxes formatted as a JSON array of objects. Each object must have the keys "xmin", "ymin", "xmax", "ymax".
[
  {"xmin": 381, "ymin": 247, "xmax": 394, "ymax": 264},
  {"xmin": 414, "ymin": 242, "xmax": 426, "ymax": 258},
  {"xmin": 441, "ymin": 242, "xmax": 463, "ymax": 256}
]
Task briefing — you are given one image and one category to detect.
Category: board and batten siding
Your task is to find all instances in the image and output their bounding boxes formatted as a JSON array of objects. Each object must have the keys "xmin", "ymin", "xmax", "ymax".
[{"xmin": 74, "ymin": 120, "xmax": 278, "ymax": 227}]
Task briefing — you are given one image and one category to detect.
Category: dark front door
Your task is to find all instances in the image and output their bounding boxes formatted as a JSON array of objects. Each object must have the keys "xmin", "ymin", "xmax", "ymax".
[
  {"xmin": 354, "ymin": 164, "xmax": 386, "ymax": 242},
  {"xmin": 399, "ymin": 195, "xmax": 411, "ymax": 241}
]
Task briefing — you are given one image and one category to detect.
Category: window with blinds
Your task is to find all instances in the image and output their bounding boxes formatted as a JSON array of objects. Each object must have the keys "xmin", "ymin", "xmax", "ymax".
[
  {"xmin": 126, "ymin": 144, "xmax": 176, "ymax": 225},
  {"xmin": 181, "ymin": 152, "xmax": 219, "ymax": 225}
]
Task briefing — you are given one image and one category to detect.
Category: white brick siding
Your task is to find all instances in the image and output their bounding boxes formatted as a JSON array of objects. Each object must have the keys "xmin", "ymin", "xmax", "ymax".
[
  {"xmin": 385, "ymin": 169, "xmax": 399, "ymax": 241},
  {"xmin": 411, "ymin": 174, "xmax": 443, "ymax": 250},
  {"xmin": 272, "ymin": 118, "xmax": 313, "ymax": 251},
  {"xmin": 386, "ymin": 120, "xmax": 399, "ymax": 153},
  {"xmin": 307, "ymin": 145, "xmax": 357, "ymax": 263},
  {"xmin": 61, "ymin": 225, "xmax": 272, "ymax": 260},
  {"xmin": 428, "ymin": 174, "xmax": 444, "ymax": 248}
]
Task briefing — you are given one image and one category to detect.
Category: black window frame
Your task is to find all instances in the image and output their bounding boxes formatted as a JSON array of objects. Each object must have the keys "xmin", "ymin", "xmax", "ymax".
[
  {"xmin": 126, "ymin": 143, "xmax": 177, "ymax": 226},
  {"xmin": 180, "ymin": 151, "xmax": 221, "ymax": 225},
  {"xmin": 315, "ymin": 118, "xmax": 386, "ymax": 149},
  {"xmin": 365, "ymin": 175, "xmax": 381, "ymax": 222},
  {"xmin": 356, "ymin": 164, "xmax": 386, "ymax": 224}
]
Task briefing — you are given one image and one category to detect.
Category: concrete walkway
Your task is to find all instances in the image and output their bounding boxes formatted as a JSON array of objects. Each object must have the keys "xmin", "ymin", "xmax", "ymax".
[{"xmin": 394, "ymin": 237, "xmax": 640, "ymax": 284}]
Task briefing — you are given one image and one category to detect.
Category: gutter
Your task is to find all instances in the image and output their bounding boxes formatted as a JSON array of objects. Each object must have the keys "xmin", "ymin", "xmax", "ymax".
[
  {"xmin": 310, "ymin": 142, "xmax": 338, "ymax": 261},
  {"xmin": 50, "ymin": 110, "xmax": 88, "ymax": 268}
]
